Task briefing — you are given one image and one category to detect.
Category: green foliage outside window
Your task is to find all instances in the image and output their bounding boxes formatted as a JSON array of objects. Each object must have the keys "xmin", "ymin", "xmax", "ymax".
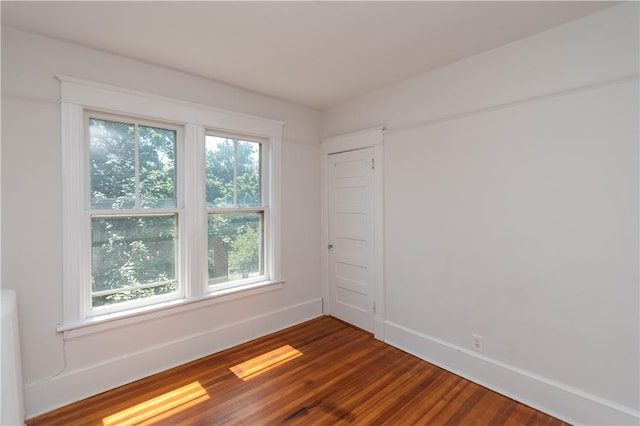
[
  {"xmin": 91, "ymin": 216, "xmax": 177, "ymax": 307},
  {"xmin": 206, "ymin": 137, "xmax": 262, "ymax": 283},
  {"xmin": 88, "ymin": 119, "xmax": 263, "ymax": 308},
  {"xmin": 90, "ymin": 118, "xmax": 179, "ymax": 307}
]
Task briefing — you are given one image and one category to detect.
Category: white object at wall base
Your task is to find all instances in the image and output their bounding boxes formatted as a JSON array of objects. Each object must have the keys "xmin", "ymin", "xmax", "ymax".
[
  {"xmin": 383, "ymin": 320, "xmax": 640, "ymax": 426},
  {"xmin": 24, "ymin": 298, "xmax": 322, "ymax": 419},
  {"xmin": 1, "ymin": 289, "xmax": 25, "ymax": 426}
]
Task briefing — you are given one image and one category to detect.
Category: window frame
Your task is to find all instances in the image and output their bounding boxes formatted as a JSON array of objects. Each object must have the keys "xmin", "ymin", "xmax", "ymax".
[{"xmin": 59, "ymin": 75, "xmax": 283, "ymax": 331}]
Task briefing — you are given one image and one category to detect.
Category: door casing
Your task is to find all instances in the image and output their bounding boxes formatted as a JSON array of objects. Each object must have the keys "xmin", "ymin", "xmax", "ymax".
[{"xmin": 321, "ymin": 127, "xmax": 384, "ymax": 340}]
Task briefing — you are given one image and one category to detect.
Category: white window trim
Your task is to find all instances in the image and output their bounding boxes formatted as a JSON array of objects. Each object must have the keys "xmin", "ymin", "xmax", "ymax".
[{"xmin": 58, "ymin": 75, "xmax": 283, "ymax": 333}]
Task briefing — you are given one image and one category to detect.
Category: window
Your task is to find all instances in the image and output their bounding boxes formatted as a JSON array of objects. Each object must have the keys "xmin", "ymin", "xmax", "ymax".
[
  {"xmin": 206, "ymin": 135, "xmax": 265, "ymax": 288},
  {"xmin": 88, "ymin": 115, "xmax": 182, "ymax": 310},
  {"xmin": 59, "ymin": 76, "xmax": 283, "ymax": 329}
]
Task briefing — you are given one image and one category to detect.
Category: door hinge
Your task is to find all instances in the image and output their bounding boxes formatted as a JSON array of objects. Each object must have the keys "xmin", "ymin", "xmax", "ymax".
[
  {"xmin": 373, "ymin": 302, "xmax": 376, "ymax": 314},
  {"xmin": 371, "ymin": 158, "xmax": 375, "ymax": 170}
]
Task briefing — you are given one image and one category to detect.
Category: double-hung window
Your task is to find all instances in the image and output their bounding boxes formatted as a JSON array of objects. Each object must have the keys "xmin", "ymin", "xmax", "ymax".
[
  {"xmin": 88, "ymin": 114, "xmax": 182, "ymax": 310},
  {"xmin": 59, "ymin": 76, "xmax": 282, "ymax": 331},
  {"xmin": 206, "ymin": 134, "xmax": 266, "ymax": 289}
]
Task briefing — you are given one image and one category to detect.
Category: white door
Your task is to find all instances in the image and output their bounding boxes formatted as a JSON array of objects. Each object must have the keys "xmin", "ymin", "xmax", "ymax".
[{"xmin": 328, "ymin": 147, "xmax": 375, "ymax": 332}]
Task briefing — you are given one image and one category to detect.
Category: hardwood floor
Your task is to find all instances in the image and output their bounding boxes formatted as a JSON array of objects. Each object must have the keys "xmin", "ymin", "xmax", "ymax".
[{"xmin": 27, "ymin": 316, "xmax": 570, "ymax": 425}]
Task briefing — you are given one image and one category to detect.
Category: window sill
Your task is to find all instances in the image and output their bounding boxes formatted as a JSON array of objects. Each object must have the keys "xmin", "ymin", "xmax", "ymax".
[{"xmin": 58, "ymin": 280, "xmax": 285, "ymax": 339}]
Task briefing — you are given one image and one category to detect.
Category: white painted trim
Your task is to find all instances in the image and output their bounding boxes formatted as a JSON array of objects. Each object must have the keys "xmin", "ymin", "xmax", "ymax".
[
  {"xmin": 321, "ymin": 127, "xmax": 384, "ymax": 336},
  {"xmin": 321, "ymin": 126, "xmax": 384, "ymax": 154},
  {"xmin": 59, "ymin": 77, "xmax": 285, "ymax": 329},
  {"xmin": 25, "ymin": 298, "xmax": 322, "ymax": 419},
  {"xmin": 61, "ymin": 102, "xmax": 86, "ymax": 324},
  {"xmin": 56, "ymin": 75, "xmax": 285, "ymax": 135},
  {"xmin": 183, "ymin": 124, "xmax": 207, "ymax": 299},
  {"xmin": 58, "ymin": 281, "xmax": 285, "ymax": 338},
  {"xmin": 268, "ymin": 132, "xmax": 283, "ymax": 281},
  {"xmin": 383, "ymin": 321, "xmax": 640, "ymax": 426},
  {"xmin": 320, "ymin": 154, "xmax": 329, "ymax": 314},
  {"xmin": 372, "ymin": 144, "xmax": 385, "ymax": 341}
]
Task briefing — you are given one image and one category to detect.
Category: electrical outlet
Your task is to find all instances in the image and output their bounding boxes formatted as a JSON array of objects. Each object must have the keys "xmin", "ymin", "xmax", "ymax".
[{"xmin": 472, "ymin": 334, "xmax": 483, "ymax": 352}]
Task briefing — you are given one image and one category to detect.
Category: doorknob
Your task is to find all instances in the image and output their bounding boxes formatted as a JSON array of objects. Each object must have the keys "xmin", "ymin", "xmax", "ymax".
[{"xmin": 328, "ymin": 244, "xmax": 334, "ymax": 249}]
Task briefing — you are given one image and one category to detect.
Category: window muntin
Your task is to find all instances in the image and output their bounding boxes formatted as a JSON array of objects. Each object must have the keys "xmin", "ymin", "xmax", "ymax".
[
  {"xmin": 205, "ymin": 135, "xmax": 266, "ymax": 288},
  {"xmin": 87, "ymin": 114, "xmax": 182, "ymax": 313}
]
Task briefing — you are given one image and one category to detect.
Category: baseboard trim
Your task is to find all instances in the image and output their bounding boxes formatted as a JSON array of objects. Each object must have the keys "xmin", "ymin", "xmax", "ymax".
[
  {"xmin": 24, "ymin": 298, "xmax": 322, "ymax": 419},
  {"xmin": 383, "ymin": 320, "xmax": 639, "ymax": 426}
]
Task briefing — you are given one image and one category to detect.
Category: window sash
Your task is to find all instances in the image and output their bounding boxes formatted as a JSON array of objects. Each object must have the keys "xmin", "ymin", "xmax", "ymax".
[
  {"xmin": 207, "ymin": 210, "xmax": 266, "ymax": 289},
  {"xmin": 86, "ymin": 111, "xmax": 183, "ymax": 212},
  {"xmin": 88, "ymin": 212, "xmax": 182, "ymax": 314},
  {"xmin": 204, "ymin": 134, "xmax": 265, "ymax": 210}
]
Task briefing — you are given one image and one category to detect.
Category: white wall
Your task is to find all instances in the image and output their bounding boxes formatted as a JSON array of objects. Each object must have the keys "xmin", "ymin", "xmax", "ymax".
[
  {"xmin": 1, "ymin": 27, "xmax": 322, "ymax": 418},
  {"xmin": 322, "ymin": 4, "xmax": 639, "ymax": 425}
]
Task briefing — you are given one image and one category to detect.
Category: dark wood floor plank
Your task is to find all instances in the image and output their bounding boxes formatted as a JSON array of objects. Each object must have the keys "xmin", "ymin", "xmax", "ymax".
[{"xmin": 27, "ymin": 316, "xmax": 571, "ymax": 426}]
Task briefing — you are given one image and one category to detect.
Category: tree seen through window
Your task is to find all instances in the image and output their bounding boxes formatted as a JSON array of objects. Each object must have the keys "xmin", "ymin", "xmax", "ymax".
[{"xmin": 206, "ymin": 136, "xmax": 263, "ymax": 284}]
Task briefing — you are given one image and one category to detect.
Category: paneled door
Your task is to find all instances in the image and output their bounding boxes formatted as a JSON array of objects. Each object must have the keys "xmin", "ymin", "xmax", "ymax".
[{"xmin": 327, "ymin": 147, "xmax": 375, "ymax": 332}]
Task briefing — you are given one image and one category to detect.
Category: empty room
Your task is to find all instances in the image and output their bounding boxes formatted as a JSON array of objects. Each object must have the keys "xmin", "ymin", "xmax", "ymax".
[{"xmin": 1, "ymin": 1, "xmax": 638, "ymax": 425}]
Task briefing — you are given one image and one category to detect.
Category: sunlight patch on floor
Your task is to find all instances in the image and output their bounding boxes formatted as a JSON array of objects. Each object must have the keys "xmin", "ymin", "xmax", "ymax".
[
  {"xmin": 102, "ymin": 381, "xmax": 209, "ymax": 426},
  {"xmin": 230, "ymin": 344, "xmax": 303, "ymax": 381}
]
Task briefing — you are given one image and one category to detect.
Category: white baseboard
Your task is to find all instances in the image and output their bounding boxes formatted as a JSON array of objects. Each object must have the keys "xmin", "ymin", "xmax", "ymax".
[
  {"xmin": 383, "ymin": 320, "xmax": 639, "ymax": 426},
  {"xmin": 24, "ymin": 298, "xmax": 322, "ymax": 419}
]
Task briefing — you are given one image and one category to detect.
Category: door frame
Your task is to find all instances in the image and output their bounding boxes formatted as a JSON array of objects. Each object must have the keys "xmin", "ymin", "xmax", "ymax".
[{"xmin": 321, "ymin": 127, "xmax": 385, "ymax": 340}]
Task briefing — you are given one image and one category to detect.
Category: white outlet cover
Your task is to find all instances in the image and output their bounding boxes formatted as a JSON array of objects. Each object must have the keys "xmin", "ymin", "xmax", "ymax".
[{"xmin": 472, "ymin": 333, "xmax": 483, "ymax": 352}]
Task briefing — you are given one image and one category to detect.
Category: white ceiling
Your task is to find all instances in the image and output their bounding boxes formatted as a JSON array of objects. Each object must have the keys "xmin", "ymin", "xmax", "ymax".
[{"xmin": 1, "ymin": 1, "xmax": 614, "ymax": 110}]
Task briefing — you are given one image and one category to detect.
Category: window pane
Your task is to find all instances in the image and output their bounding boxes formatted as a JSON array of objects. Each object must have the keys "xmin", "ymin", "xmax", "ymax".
[
  {"xmin": 237, "ymin": 140, "xmax": 261, "ymax": 207},
  {"xmin": 205, "ymin": 136, "xmax": 234, "ymax": 208},
  {"xmin": 139, "ymin": 126, "xmax": 177, "ymax": 208},
  {"xmin": 91, "ymin": 215, "xmax": 177, "ymax": 307},
  {"xmin": 90, "ymin": 118, "xmax": 135, "ymax": 209},
  {"xmin": 208, "ymin": 213, "xmax": 263, "ymax": 284}
]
